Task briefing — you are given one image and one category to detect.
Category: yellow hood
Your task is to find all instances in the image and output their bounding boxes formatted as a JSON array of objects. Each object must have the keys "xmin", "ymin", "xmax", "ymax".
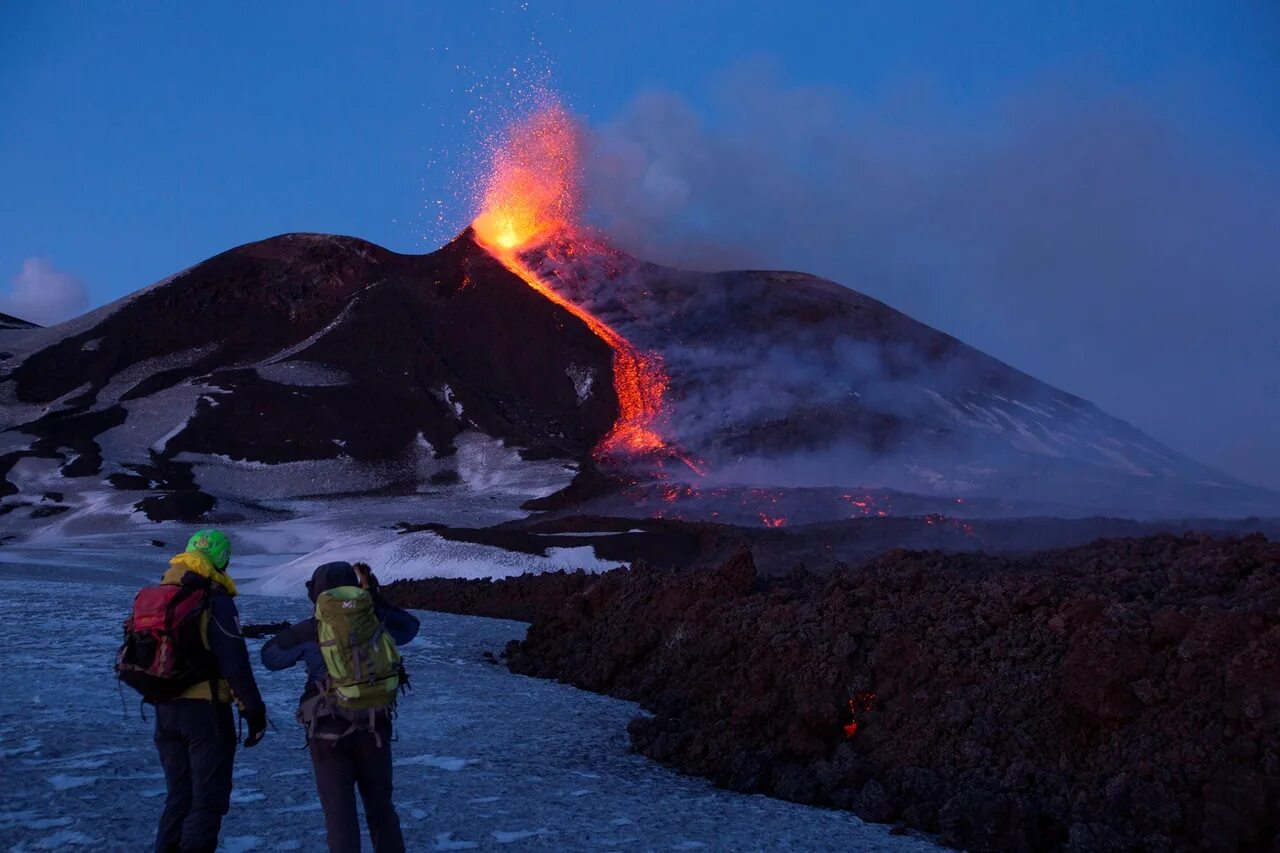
[{"xmin": 163, "ymin": 550, "xmax": 238, "ymax": 596}]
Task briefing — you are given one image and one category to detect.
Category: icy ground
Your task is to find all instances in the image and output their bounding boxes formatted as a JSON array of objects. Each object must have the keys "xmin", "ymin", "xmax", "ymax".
[
  {"xmin": 0, "ymin": 560, "xmax": 938, "ymax": 852},
  {"xmin": 0, "ymin": 489, "xmax": 624, "ymax": 596}
]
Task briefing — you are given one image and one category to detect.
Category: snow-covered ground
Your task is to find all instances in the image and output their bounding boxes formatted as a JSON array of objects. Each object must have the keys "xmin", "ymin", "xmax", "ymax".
[
  {"xmin": 0, "ymin": 552, "xmax": 938, "ymax": 852},
  {"xmin": 1, "ymin": 485, "xmax": 622, "ymax": 594}
]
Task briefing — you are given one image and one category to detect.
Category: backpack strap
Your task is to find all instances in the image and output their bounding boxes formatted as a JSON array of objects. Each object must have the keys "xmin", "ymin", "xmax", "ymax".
[
  {"xmin": 349, "ymin": 630, "xmax": 364, "ymax": 682},
  {"xmin": 298, "ymin": 687, "xmax": 385, "ymax": 745},
  {"xmin": 164, "ymin": 582, "xmax": 200, "ymax": 631}
]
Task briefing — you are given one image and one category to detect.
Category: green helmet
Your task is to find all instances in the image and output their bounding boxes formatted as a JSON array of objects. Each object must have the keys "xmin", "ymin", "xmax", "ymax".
[{"xmin": 187, "ymin": 529, "xmax": 231, "ymax": 571}]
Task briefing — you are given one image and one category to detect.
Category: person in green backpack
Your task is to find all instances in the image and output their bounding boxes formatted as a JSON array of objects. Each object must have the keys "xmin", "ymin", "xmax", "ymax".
[{"xmin": 261, "ymin": 561, "xmax": 419, "ymax": 853}]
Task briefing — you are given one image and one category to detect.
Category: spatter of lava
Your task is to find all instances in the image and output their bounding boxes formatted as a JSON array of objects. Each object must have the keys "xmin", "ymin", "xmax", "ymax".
[{"xmin": 470, "ymin": 96, "xmax": 677, "ymax": 462}]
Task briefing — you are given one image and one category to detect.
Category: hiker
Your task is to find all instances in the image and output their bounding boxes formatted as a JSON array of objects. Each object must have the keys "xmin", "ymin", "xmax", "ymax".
[
  {"xmin": 117, "ymin": 529, "xmax": 268, "ymax": 853},
  {"xmin": 261, "ymin": 561, "xmax": 420, "ymax": 853}
]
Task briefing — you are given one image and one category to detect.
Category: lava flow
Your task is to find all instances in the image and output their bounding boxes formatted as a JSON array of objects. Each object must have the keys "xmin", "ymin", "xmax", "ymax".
[{"xmin": 471, "ymin": 99, "xmax": 672, "ymax": 460}]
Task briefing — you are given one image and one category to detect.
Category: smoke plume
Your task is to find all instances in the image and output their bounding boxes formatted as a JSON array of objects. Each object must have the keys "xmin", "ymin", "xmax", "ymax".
[{"xmin": 579, "ymin": 68, "xmax": 1280, "ymax": 490}]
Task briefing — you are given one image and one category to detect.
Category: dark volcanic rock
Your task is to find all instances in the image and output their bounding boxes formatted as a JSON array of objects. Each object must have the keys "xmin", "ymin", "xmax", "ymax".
[
  {"xmin": 384, "ymin": 569, "xmax": 602, "ymax": 625},
  {"xmin": 503, "ymin": 534, "xmax": 1280, "ymax": 852},
  {"xmin": 241, "ymin": 621, "xmax": 292, "ymax": 639},
  {"xmin": 136, "ymin": 489, "xmax": 216, "ymax": 523},
  {"xmin": 394, "ymin": 514, "xmax": 736, "ymax": 571}
]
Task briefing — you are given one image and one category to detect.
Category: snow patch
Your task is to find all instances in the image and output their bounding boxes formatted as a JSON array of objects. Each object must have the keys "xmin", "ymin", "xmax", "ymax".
[
  {"xmin": 988, "ymin": 408, "xmax": 1066, "ymax": 457},
  {"xmin": 97, "ymin": 346, "xmax": 217, "ymax": 411},
  {"xmin": 258, "ymin": 292, "xmax": 373, "ymax": 365},
  {"xmin": 246, "ymin": 527, "xmax": 600, "ymax": 594},
  {"xmin": 46, "ymin": 774, "xmax": 96, "ymax": 790},
  {"xmin": 439, "ymin": 384, "xmax": 465, "ymax": 418},
  {"xmin": 11, "ymin": 829, "xmax": 99, "ymax": 849},
  {"xmin": 544, "ymin": 546, "xmax": 623, "ymax": 572},
  {"xmin": 97, "ymin": 380, "xmax": 213, "ymax": 461},
  {"xmin": 454, "ymin": 432, "xmax": 574, "ymax": 498},
  {"xmin": 255, "ymin": 361, "xmax": 352, "ymax": 388},
  {"xmin": 183, "ymin": 454, "xmax": 393, "ymax": 500},
  {"xmin": 493, "ymin": 828, "xmax": 551, "ymax": 844},
  {"xmin": 395, "ymin": 754, "xmax": 478, "ymax": 772},
  {"xmin": 1088, "ymin": 442, "xmax": 1154, "ymax": 477},
  {"xmin": 18, "ymin": 818, "xmax": 72, "ymax": 830}
]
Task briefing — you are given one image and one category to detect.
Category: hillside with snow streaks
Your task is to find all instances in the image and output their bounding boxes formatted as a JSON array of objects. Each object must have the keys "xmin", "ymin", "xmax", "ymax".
[
  {"xmin": 526, "ymin": 240, "xmax": 1275, "ymax": 516},
  {"xmin": 0, "ymin": 230, "xmax": 1274, "ymax": 532}
]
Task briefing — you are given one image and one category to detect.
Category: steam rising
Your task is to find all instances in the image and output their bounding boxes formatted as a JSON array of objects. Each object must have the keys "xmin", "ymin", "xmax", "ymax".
[{"xmin": 578, "ymin": 70, "xmax": 1280, "ymax": 490}]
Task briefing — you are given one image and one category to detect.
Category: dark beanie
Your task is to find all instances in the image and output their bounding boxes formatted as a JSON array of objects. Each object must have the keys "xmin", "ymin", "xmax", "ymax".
[{"xmin": 306, "ymin": 561, "xmax": 360, "ymax": 602}]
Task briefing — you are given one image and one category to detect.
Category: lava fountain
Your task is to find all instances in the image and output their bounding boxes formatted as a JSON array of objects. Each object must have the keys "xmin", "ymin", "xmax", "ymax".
[{"xmin": 471, "ymin": 98, "xmax": 673, "ymax": 460}]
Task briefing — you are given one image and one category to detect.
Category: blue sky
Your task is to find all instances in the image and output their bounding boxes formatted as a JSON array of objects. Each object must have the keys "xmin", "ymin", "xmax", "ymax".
[{"xmin": 2, "ymin": 1, "xmax": 1278, "ymax": 488}]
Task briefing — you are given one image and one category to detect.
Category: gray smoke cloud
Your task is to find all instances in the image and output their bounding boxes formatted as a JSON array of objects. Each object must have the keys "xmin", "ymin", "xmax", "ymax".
[
  {"xmin": 2, "ymin": 258, "xmax": 89, "ymax": 327},
  {"xmin": 579, "ymin": 68, "xmax": 1280, "ymax": 491}
]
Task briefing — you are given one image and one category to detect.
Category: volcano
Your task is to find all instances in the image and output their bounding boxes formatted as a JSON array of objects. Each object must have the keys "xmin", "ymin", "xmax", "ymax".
[{"xmin": 0, "ymin": 228, "xmax": 1275, "ymax": 524}]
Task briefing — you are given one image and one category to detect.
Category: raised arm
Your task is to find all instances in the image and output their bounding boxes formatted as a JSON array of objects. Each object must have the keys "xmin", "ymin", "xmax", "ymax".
[{"xmin": 260, "ymin": 618, "xmax": 316, "ymax": 671}]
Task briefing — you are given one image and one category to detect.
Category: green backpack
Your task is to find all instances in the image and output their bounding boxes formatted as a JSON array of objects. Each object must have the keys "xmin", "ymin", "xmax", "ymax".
[{"xmin": 315, "ymin": 586, "xmax": 404, "ymax": 717}]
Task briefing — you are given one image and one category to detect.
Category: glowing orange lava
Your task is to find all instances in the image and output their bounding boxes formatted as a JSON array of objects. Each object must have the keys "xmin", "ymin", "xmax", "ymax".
[
  {"xmin": 844, "ymin": 692, "xmax": 877, "ymax": 739},
  {"xmin": 472, "ymin": 103, "xmax": 578, "ymax": 251},
  {"xmin": 472, "ymin": 98, "xmax": 671, "ymax": 458}
]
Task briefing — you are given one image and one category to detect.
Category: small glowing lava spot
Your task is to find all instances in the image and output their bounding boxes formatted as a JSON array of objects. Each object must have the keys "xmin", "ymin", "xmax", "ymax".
[{"xmin": 843, "ymin": 692, "xmax": 877, "ymax": 739}]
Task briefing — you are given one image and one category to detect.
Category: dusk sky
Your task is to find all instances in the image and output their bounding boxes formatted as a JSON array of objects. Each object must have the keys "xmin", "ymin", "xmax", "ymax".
[{"xmin": 2, "ymin": 2, "xmax": 1278, "ymax": 488}]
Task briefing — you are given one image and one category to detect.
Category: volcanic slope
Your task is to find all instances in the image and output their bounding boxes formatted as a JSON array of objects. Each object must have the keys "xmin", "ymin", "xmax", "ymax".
[
  {"xmin": 0, "ymin": 231, "xmax": 1272, "ymax": 523},
  {"xmin": 524, "ymin": 240, "xmax": 1277, "ymax": 517},
  {"xmin": 0, "ymin": 231, "xmax": 618, "ymax": 520},
  {"xmin": 0, "ymin": 313, "xmax": 38, "ymax": 332}
]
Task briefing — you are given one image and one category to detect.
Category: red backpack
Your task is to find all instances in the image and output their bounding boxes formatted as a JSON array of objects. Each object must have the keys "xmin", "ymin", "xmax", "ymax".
[{"xmin": 116, "ymin": 581, "xmax": 217, "ymax": 702}]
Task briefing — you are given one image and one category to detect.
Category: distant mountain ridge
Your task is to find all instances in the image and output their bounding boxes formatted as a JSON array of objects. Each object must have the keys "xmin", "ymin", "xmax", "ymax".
[{"xmin": 0, "ymin": 312, "xmax": 38, "ymax": 331}]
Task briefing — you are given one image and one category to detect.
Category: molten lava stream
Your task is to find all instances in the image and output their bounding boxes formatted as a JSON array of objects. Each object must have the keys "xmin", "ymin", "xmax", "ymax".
[
  {"xmin": 477, "ymin": 241, "xmax": 670, "ymax": 458},
  {"xmin": 469, "ymin": 96, "xmax": 695, "ymax": 468}
]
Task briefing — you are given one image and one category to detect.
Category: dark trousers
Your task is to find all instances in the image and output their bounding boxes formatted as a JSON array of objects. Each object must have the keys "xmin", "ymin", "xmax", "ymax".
[
  {"xmin": 308, "ymin": 725, "xmax": 405, "ymax": 853},
  {"xmin": 154, "ymin": 699, "xmax": 236, "ymax": 853}
]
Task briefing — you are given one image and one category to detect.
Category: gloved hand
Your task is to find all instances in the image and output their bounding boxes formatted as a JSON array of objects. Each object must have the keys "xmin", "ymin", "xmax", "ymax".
[
  {"xmin": 243, "ymin": 705, "xmax": 268, "ymax": 748},
  {"xmin": 354, "ymin": 561, "xmax": 379, "ymax": 592}
]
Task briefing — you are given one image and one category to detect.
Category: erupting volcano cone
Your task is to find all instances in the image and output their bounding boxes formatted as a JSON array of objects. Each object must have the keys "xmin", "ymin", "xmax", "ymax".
[{"xmin": 471, "ymin": 98, "xmax": 675, "ymax": 462}]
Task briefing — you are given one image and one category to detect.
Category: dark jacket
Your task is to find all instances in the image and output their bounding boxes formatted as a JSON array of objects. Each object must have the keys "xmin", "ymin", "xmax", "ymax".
[
  {"xmin": 160, "ymin": 551, "xmax": 264, "ymax": 716},
  {"xmin": 260, "ymin": 562, "xmax": 419, "ymax": 728},
  {"xmin": 202, "ymin": 588, "xmax": 266, "ymax": 715}
]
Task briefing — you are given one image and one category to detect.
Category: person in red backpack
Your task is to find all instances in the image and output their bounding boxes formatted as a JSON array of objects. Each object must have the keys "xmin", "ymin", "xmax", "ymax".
[{"xmin": 147, "ymin": 529, "xmax": 268, "ymax": 853}]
